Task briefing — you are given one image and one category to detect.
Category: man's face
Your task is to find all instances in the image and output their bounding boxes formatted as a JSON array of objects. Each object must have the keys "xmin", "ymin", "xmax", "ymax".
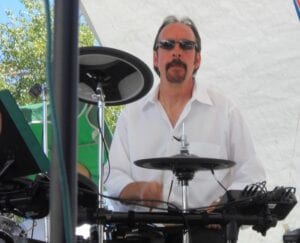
[{"xmin": 153, "ymin": 23, "xmax": 201, "ymax": 84}]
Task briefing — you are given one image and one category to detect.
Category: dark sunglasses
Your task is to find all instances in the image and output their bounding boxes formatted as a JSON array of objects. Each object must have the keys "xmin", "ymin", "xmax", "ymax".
[{"xmin": 156, "ymin": 39, "xmax": 197, "ymax": 51}]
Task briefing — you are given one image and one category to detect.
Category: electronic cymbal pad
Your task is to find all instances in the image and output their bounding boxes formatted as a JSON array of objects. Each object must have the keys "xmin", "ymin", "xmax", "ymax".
[
  {"xmin": 135, "ymin": 154, "xmax": 235, "ymax": 181},
  {"xmin": 79, "ymin": 46, "xmax": 153, "ymax": 106},
  {"xmin": 134, "ymin": 152, "xmax": 236, "ymax": 242}
]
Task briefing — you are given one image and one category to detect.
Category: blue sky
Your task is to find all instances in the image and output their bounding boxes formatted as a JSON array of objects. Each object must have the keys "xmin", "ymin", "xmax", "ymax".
[{"xmin": 0, "ymin": 0, "xmax": 24, "ymax": 23}]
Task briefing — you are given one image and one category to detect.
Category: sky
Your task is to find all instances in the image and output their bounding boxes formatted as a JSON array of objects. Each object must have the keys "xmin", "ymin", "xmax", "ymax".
[{"xmin": 0, "ymin": 0, "xmax": 24, "ymax": 23}]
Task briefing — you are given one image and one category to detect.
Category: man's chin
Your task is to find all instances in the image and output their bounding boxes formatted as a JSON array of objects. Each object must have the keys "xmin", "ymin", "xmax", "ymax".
[
  {"xmin": 166, "ymin": 74, "xmax": 186, "ymax": 84},
  {"xmin": 166, "ymin": 69, "xmax": 186, "ymax": 83}
]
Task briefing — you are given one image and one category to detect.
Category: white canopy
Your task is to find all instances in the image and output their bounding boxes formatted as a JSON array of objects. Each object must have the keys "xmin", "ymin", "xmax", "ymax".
[{"xmin": 80, "ymin": 1, "xmax": 300, "ymax": 242}]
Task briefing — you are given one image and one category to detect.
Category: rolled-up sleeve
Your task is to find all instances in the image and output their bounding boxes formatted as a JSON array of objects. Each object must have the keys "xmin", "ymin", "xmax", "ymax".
[
  {"xmin": 227, "ymin": 105, "xmax": 266, "ymax": 190},
  {"xmin": 105, "ymin": 111, "xmax": 134, "ymax": 198}
]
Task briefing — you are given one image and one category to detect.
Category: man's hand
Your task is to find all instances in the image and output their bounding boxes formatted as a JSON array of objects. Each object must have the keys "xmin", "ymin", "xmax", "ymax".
[
  {"xmin": 119, "ymin": 181, "xmax": 163, "ymax": 207},
  {"xmin": 206, "ymin": 199, "xmax": 222, "ymax": 230}
]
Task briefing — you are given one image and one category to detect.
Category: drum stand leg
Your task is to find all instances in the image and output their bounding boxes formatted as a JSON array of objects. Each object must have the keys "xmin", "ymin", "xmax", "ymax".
[
  {"xmin": 95, "ymin": 87, "xmax": 106, "ymax": 243},
  {"xmin": 181, "ymin": 180, "xmax": 190, "ymax": 243},
  {"xmin": 226, "ymin": 220, "xmax": 239, "ymax": 243},
  {"xmin": 41, "ymin": 83, "xmax": 50, "ymax": 243}
]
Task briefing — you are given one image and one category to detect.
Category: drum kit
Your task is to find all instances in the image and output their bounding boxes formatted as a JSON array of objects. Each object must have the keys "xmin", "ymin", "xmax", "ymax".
[
  {"xmin": 78, "ymin": 46, "xmax": 235, "ymax": 243},
  {"xmin": 0, "ymin": 215, "xmax": 27, "ymax": 242},
  {"xmin": 0, "ymin": 46, "xmax": 297, "ymax": 243}
]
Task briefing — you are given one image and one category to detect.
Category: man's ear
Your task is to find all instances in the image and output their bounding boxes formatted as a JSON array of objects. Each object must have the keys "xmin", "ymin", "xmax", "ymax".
[{"xmin": 194, "ymin": 52, "xmax": 201, "ymax": 69}]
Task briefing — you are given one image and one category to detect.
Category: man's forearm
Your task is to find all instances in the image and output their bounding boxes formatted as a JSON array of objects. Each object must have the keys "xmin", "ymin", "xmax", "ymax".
[{"xmin": 119, "ymin": 181, "xmax": 163, "ymax": 207}]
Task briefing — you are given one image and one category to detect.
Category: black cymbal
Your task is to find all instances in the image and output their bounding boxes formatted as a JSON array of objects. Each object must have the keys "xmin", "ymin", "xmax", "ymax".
[
  {"xmin": 79, "ymin": 46, "xmax": 153, "ymax": 106},
  {"xmin": 134, "ymin": 154, "xmax": 235, "ymax": 172}
]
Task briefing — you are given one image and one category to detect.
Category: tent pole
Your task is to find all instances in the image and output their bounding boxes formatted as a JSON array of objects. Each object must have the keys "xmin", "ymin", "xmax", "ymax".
[{"xmin": 50, "ymin": 0, "xmax": 79, "ymax": 242}]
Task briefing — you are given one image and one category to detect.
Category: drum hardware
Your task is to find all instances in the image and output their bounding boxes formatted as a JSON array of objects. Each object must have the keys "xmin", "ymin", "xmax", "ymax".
[
  {"xmin": 0, "ymin": 174, "xmax": 100, "ymax": 226},
  {"xmin": 79, "ymin": 46, "xmax": 154, "ymax": 243},
  {"xmin": 87, "ymin": 223, "xmax": 166, "ymax": 243},
  {"xmin": 28, "ymin": 82, "xmax": 50, "ymax": 242},
  {"xmin": 77, "ymin": 174, "xmax": 98, "ymax": 226},
  {"xmin": 0, "ymin": 160, "xmax": 14, "ymax": 181},
  {"xmin": 94, "ymin": 186, "xmax": 296, "ymax": 243},
  {"xmin": 79, "ymin": 47, "xmax": 153, "ymax": 106},
  {"xmin": 0, "ymin": 178, "xmax": 296, "ymax": 242},
  {"xmin": 0, "ymin": 177, "xmax": 49, "ymax": 220},
  {"xmin": 28, "ymin": 83, "xmax": 49, "ymax": 158},
  {"xmin": 0, "ymin": 215, "xmax": 27, "ymax": 243},
  {"xmin": 96, "ymin": 209, "xmax": 278, "ymax": 227},
  {"xmin": 283, "ymin": 228, "xmax": 300, "ymax": 243},
  {"xmin": 94, "ymin": 209, "xmax": 277, "ymax": 243},
  {"xmin": 0, "ymin": 91, "xmax": 50, "ymax": 241},
  {"xmin": 218, "ymin": 184, "xmax": 297, "ymax": 237},
  {"xmin": 0, "ymin": 90, "xmax": 50, "ymax": 180},
  {"xmin": 134, "ymin": 126, "xmax": 235, "ymax": 243}
]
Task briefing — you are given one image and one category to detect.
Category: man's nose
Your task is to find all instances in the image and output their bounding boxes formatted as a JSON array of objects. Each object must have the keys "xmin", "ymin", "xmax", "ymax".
[
  {"xmin": 172, "ymin": 52, "xmax": 181, "ymax": 58},
  {"xmin": 172, "ymin": 44, "xmax": 182, "ymax": 58}
]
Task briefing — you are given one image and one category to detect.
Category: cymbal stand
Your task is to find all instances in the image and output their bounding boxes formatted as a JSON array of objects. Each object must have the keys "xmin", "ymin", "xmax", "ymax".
[
  {"xmin": 28, "ymin": 82, "xmax": 49, "ymax": 156},
  {"xmin": 41, "ymin": 83, "xmax": 51, "ymax": 243},
  {"xmin": 175, "ymin": 167, "xmax": 194, "ymax": 243},
  {"xmin": 93, "ymin": 84, "xmax": 106, "ymax": 243},
  {"xmin": 41, "ymin": 83, "xmax": 49, "ymax": 157},
  {"xmin": 180, "ymin": 177, "xmax": 190, "ymax": 243},
  {"xmin": 176, "ymin": 123, "xmax": 192, "ymax": 243},
  {"xmin": 29, "ymin": 82, "xmax": 50, "ymax": 242}
]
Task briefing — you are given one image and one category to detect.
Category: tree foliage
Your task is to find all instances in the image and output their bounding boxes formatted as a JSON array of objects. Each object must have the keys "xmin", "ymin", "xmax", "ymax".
[
  {"xmin": 0, "ymin": 0, "xmax": 122, "ymax": 131},
  {"xmin": 0, "ymin": 0, "xmax": 49, "ymax": 103}
]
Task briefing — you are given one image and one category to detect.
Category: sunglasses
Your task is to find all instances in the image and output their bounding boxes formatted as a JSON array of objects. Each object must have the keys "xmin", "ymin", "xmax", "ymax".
[{"xmin": 156, "ymin": 39, "xmax": 197, "ymax": 51}]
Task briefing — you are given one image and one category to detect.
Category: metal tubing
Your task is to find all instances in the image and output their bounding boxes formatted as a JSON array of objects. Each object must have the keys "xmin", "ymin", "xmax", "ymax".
[
  {"xmin": 41, "ymin": 84, "xmax": 50, "ymax": 242},
  {"xmin": 182, "ymin": 183, "xmax": 188, "ymax": 213},
  {"xmin": 42, "ymin": 84, "xmax": 48, "ymax": 157},
  {"xmin": 96, "ymin": 89, "xmax": 106, "ymax": 243},
  {"xmin": 181, "ymin": 181, "xmax": 189, "ymax": 243}
]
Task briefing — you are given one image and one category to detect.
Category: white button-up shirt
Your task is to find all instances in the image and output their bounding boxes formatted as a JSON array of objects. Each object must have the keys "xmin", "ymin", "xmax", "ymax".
[{"xmin": 105, "ymin": 81, "xmax": 265, "ymax": 210}]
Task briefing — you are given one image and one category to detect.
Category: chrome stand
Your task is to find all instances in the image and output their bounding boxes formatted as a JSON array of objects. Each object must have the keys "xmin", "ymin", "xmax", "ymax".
[
  {"xmin": 29, "ymin": 83, "xmax": 50, "ymax": 242},
  {"xmin": 41, "ymin": 83, "xmax": 49, "ymax": 157},
  {"xmin": 181, "ymin": 180, "xmax": 190, "ymax": 243},
  {"xmin": 41, "ymin": 83, "xmax": 50, "ymax": 243},
  {"xmin": 93, "ymin": 85, "xmax": 106, "ymax": 243},
  {"xmin": 178, "ymin": 124, "xmax": 190, "ymax": 243},
  {"xmin": 78, "ymin": 46, "xmax": 154, "ymax": 243}
]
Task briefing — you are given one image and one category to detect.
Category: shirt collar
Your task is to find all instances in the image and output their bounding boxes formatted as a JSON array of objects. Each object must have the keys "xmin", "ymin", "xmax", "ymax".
[
  {"xmin": 192, "ymin": 81, "xmax": 213, "ymax": 106},
  {"xmin": 141, "ymin": 80, "xmax": 213, "ymax": 110},
  {"xmin": 141, "ymin": 85, "xmax": 159, "ymax": 110}
]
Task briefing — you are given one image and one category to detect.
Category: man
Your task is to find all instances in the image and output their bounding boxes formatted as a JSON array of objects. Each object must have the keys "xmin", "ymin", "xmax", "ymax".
[{"xmin": 105, "ymin": 15, "xmax": 265, "ymax": 242}]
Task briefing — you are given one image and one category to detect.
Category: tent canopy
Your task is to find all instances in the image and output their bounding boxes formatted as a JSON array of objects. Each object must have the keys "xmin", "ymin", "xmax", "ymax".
[{"xmin": 79, "ymin": 1, "xmax": 300, "ymax": 242}]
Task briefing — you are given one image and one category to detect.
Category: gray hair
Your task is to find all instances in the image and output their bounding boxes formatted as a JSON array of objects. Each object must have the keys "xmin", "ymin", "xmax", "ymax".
[
  {"xmin": 153, "ymin": 15, "xmax": 201, "ymax": 52},
  {"xmin": 153, "ymin": 15, "xmax": 202, "ymax": 76}
]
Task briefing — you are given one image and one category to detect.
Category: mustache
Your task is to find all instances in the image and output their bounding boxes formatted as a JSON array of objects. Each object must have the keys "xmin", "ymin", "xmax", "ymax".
[{"xmin": 166, "ymin": 59, "xmax": 187, "ymax": 70}]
